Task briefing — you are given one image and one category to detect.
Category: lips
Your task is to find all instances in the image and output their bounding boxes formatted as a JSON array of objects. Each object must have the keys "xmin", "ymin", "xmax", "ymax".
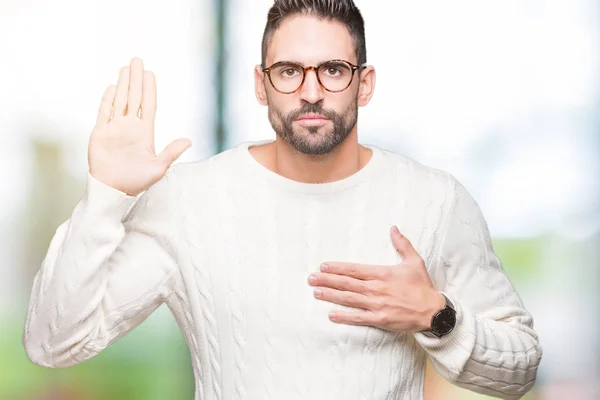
[
  {"xmin": 296, "ymin": 113, "xmax": 328, "ymax": 121},
  {"xmin": 295, "ymin": 114, "xmax": 329, "ymax": 127}
]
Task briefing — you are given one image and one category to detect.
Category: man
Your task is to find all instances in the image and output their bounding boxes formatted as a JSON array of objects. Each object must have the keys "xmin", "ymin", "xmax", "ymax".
[{"xmin": 23, "ymin": 0, "xmax": 542, "ymax": 399}]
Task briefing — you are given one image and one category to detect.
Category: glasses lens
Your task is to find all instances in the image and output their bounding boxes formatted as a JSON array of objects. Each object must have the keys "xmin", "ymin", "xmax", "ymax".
[
  {"xmin": 318, "ymin": 61, "xmax": 353, "ymax": 92},
  {"xmin": 270, "ymin": 63, "xmax": 304, "ymax": 93}
]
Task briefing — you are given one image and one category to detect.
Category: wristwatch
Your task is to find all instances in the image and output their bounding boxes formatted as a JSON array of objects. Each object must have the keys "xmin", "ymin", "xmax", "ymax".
[{"xmin": 421, "ymin": 292, "xmax": 456, "ymax": 338}]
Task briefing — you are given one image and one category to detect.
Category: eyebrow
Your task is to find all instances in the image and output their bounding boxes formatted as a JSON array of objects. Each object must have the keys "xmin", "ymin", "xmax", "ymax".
[{"xmin": 270, "ymin": 59, "xmax": 351, "ymax": 66}]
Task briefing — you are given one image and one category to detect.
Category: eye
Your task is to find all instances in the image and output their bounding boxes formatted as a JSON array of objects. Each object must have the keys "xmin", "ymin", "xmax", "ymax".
[
  {"xmin": 281, "ymin": 68, "xmax": 300, "ymax": 78},
  {"xmin": 320, "ymin": 63, "xmax": 349, "ymax": 78},
  {"xmin": 325, "ymin": 67, "xmax": 342, "ymax": 77}
]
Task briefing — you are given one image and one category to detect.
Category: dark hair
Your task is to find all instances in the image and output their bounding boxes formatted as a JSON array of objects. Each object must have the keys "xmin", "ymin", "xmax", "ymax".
[{"xmin": 261, "ymin": 0, "xmax": 367, "ymax": 68}]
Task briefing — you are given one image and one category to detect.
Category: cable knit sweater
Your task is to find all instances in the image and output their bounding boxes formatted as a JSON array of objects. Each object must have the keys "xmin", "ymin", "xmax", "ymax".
[{"xmin": 23, "ymin": 138, "xmax": 542, "ymax": 400}]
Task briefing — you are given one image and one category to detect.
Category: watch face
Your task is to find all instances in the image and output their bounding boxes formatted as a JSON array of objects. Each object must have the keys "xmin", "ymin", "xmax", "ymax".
[{"xmin": 434, "ymin": 309, "xmax": 456, "ymax": 335}]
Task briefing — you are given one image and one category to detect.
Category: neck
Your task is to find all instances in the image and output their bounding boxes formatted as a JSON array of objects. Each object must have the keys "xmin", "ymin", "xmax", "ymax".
[{"xmin": 250, "ymin": 128, "xmax": 373, "ymax": 184}]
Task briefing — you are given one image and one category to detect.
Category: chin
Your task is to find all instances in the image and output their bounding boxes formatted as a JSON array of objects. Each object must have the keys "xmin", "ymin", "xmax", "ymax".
[
  {"xmin": 291, "ymin": 134, "xmax": 338, "ymax": 156},
  {"xmin": 296, "ymin": 130, "xmax": 329, "ymax": 141},
  {"xmin": 300, "ymin": 124, "xmax": 329, "ymax": 134}
]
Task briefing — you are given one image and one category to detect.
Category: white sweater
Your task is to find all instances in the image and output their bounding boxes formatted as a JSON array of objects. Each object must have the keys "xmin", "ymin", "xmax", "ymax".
[{"xmin": 23, "ymin": 138, "xmax": 542, "ymax": 400}]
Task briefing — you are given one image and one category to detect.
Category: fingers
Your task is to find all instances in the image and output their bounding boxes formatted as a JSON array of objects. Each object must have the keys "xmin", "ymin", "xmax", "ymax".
[
  {"xmin": 141, "ymin": 71, "xmax": 157, "ymax": 122},
  {"xmin": 319, "ymin": 262, "xmax": 381, "ymax": 280},
  {"xmin": 108, "ymin": 58, "xmax": 152, "ymax": 120},
  {"xmin": 113, "ymin": 66, "xmax": 130, "ymax": 116},
  {"xmin": 390, "ymin": 226, "xmax": 418, "ymax": 261},
  {"xmin": 314, "ymin": 287, "xmax": 371, "ymax": 309},
  {"xmin": 157, "ymin": 138, "xmax": 192, "ymax": 167},
  {"xmin": 96, "ymin": 85, "xmax": 116, "ymax": 126},
  {"xmin": 126, "ymin": 58, "xmax": 144, "ymax": 117},
  {"xmin": 308, "ymin": 272, "xmax": 372, "ymax": 294},
  {"xmin": 328, "ymin": 310, "xmax": 377, "ymax": 326}
]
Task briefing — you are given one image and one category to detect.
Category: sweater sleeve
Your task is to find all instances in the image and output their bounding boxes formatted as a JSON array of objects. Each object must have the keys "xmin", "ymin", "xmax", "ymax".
[
  {"xmin": 23, "ymin": 171, "xmax": 179, "ymax": 368},
  {"xmin": 414, "ymin": 177, "xmax": 543, "ymax": 399}
]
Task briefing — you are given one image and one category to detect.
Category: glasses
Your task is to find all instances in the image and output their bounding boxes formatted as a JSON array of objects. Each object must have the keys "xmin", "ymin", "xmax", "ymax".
[{"xmin": 262, "ymin": 59, "xmax": 365, "ymax": 94}]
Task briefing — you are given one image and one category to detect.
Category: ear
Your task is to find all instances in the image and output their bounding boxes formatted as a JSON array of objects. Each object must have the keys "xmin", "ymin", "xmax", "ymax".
[
  {"xmin": 357, "ymin": 66, "xmax": 376, "ymax": 107},
  {"xmin": 254, "ymin": 65, "xmax": 269, "ymax": 106}
]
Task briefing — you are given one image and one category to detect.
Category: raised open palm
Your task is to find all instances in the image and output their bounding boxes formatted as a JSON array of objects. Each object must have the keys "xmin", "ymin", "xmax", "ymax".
[{"xmin": 88, "ymin": 57, "xmax": 191, "ymax": 196}]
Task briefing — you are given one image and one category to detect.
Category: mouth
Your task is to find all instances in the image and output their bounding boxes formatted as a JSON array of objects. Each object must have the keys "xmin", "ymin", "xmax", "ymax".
[{"xmin": 296, "ymin": 113, "xmax": 329, "ymax": 127}]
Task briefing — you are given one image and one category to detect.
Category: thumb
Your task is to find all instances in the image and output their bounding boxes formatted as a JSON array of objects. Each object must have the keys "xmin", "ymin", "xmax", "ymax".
[
  {"xmin": 390, "ymin": 226, "xmax": 417, "ymax": 261},
  {"xmin": 157, "ymin": 138, "xmax": 192, "ymax": 167}
]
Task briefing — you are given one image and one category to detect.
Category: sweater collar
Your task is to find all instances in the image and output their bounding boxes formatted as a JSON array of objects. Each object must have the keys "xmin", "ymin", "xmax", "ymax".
[{"xmin": 238, "ymin": 138, "xmax": 385, "ymax": 195}]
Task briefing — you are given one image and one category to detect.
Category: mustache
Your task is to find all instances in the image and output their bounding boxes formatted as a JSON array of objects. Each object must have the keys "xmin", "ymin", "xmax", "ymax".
[{"xmin": 286, "ymin": 103, "xmax": 338, "ymax": 121}]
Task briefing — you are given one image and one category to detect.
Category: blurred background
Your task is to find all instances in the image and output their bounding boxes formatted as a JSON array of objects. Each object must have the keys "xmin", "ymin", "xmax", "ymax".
[{"xmin": 1, "ymin": 0, "xmax": 598, "ymax": 399}]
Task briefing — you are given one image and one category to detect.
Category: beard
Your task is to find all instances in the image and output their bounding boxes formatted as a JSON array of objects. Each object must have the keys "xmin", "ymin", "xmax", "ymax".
[{"xmin": 267, "ymin": 98, "xmax": 358, "ymax": 157}]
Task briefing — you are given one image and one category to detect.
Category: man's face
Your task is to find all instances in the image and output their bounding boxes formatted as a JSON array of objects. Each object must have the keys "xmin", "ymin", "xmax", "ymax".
[{"xmin": 260, "ymin": 16, "xmax": 360, "ymax": 156}]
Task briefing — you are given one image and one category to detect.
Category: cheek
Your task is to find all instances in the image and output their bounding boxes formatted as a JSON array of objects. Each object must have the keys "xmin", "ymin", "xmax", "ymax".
[
  {"xmin": 329, "ymin": 95, "xmax": 358, "ymax": 115},
  {"xmin": 267, "ymin": 94, "xmax": 297, "ymax": 117}
]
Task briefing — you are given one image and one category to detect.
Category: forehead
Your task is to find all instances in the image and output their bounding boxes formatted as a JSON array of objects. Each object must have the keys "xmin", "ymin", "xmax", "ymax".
[{"xmin": 266, "ymin": 15, "xmax": 355, "ymax": 66}]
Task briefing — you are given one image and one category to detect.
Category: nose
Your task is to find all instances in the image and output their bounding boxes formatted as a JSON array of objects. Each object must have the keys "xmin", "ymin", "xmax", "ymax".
[{"xmin": 299, "ymin": 68, "xmax": 325, "ymax": 104}]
